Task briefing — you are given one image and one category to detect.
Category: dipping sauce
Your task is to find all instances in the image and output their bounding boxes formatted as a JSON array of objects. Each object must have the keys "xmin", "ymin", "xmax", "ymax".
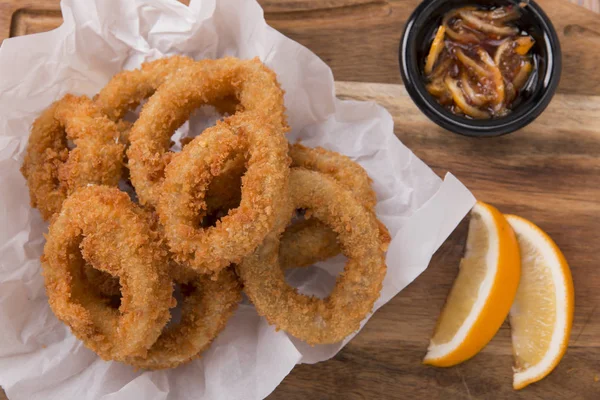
[{"xmin": 424, "ymin": 4, "xmax": 535, "ymax": 119}]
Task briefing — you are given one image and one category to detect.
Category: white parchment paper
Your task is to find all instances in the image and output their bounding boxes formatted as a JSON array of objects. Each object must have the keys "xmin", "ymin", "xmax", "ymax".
[{"xmin": 0, "ymin": 0, "xmax": 476, "ymax": 399}]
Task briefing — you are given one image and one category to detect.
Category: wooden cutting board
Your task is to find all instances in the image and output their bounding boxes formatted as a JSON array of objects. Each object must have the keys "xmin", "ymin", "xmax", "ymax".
[{"xmin": 1, "ymin": 0, "xmax": 600, "ymax": 399}]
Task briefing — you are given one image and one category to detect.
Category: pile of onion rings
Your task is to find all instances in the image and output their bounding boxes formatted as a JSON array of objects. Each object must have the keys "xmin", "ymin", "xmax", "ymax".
[{"xmin": 22, "ymin": 55, "xmax": 389, "ymax": 369}]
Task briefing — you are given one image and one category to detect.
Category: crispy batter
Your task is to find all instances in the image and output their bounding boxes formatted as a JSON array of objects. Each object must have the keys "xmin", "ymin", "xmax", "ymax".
[
  {"xmin": 95, "ymin": 56, "xmax": 197, "ymax": 121},
  {"xmin": 290, "ymin": 143, "xmax": 377, "ymax": 211},
  {"xmin": 237, "ymin": 168, "xmax": 387, "ymax": 345},
  {"xmin": 205, "ymin": 143, "xmax": 390, "ymax": 268},
  {"xmin": 125, "ymin": 268, "xmax": 241, "ymax": 370},
  {"xmin": 20, "ymin": 95, "xmax": 124, "ymax": 220},
  {"xmin": 96, "ymin": 56, "xmax": 239, "ymax": 187},
  {"xmin": 96, "ymin": 56, "xmax": 239, "ymax": 123},
  {"xmin": 127, "ymin": 57, "xmax": 288, "ymax": 208},
  {"xmin": 81, "ymin": 201, "xmax": 242, "ymax": 369},
  {"xmin": 41, "ymin": 186, "xmax": 173, "ymax": 360},
  {"xmin": 289, "ymin": 143, "xmax": 391, "ymax": 254},
  {"xmin": 158, "ymin": 114, "xmax": 289, "ymax": 274}
]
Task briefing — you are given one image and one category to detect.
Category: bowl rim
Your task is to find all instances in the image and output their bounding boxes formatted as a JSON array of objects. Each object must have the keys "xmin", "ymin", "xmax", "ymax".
[{"xmin": 399, "ymin": 0, "xmax": 562, "ymax": 137}]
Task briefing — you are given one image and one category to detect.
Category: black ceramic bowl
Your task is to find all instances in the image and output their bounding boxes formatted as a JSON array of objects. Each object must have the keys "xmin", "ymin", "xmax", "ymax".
[{"xmin": 399, "ymin": 0, "xmax": 561, "ymax": 137}]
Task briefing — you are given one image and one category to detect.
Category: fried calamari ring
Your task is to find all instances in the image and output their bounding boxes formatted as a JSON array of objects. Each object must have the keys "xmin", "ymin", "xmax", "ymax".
[
  {"xmin": 20, "ymin": 95, "xmax": 124, "ymax": 220},
  {"xmin": 94, "ymin": 56, "xmax": 197, "ymax": 121},
  {"xmin": 82, "ymin": 205, "xmax": 164, "ymax": 300},
  {"xmin": 125, "ymin": 268, "xmax": 241, "ymax": 370},
  {"xmin": 127, "ymin": 57, "xmax": 288, "ymax": 208},
  {"xmin": 95, "ymin": 56, "xmax": 238, "ymax": 188},
  {"xmin": 82, "ymin": 203, "xmax": 242, "ymax": 369},
  {"xmin": 83, "ymin": 201, "xmax": 241, "ymax": 369},
  {"xmin": 237, "ymin": 168, "xmax": 387, "ymax": 345},
  {"xmin": 41, "ymin": 186, "xmax": 173, "ymax": 360},
  {"xmin": 158, "ymin": 114, "xmax": 289, "ymax": 274}
]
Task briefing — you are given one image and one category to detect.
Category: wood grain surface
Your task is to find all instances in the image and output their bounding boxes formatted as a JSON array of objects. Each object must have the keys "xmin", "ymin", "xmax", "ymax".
[{"xmin": 1, "ymin": 0, "xmax": 599, "ymax": 399}]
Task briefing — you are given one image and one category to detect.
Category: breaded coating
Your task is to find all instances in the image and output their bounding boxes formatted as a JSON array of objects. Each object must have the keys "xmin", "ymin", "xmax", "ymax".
[
  {"xmin": 290, "ymin": 143, "xmax": 378, "ymax": 211},
  {"xmin": 125, "ymin": 268, "xmax": 241, "ymax": 370},
  {"xmin": 158, "ymin": 113, "xmax": 289, "ymax": 274},
  {"xmin": 41, "ymin": 186, "xmax": 173, "ymax": 360},
  {"xmin": 202, "ymin": 143, "xmax": 390, "ymax": 269},
  {"xmin": 127, "ymin": 57, "xmax": 289, "ymax": 208},
  {"xmin": 21, "ymin": 95, "xmax": 124, "ymax": 220},
  {"xmin": 290, "ymin": 143, "xmax": 390, "ymax": 251},
  {"xmin": 237, "ymin": 169, "xmax": 387, "ymax": 345},
  {"xmin": 94, "ymin": 56, "xmax": 197, "ymax": 121}
]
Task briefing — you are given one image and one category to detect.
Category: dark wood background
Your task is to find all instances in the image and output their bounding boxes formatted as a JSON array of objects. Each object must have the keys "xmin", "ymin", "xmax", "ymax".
[{"xmin": 1, "ymin": 0, "xmax": 599, "ymax": 399}]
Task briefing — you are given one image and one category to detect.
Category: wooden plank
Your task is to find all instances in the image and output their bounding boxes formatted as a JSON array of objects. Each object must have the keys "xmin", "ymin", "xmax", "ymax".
[{"xmin": 0, "ymin": 0, "xmax": 599, "ymax": 93}]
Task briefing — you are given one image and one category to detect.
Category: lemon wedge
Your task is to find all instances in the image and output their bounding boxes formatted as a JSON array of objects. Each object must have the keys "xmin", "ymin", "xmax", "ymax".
[
  {"xmin": 505, "ymin": 215, "xmax": 574, "ymax": 390},
  {"xmin": 424, "ymin": 201, "xmax": 521, "ymax": 366}
]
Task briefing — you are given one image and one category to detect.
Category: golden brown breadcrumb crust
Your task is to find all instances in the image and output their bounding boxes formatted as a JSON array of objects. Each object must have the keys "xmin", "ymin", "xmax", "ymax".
[
  {"xmin": 21, "ymin": 95, "xmax": 124, "ymax": 220},
  {"xmin": 126, "ymin": 57, "xmax": 289, "ymax": 208},
  {"xmin": 42, "ymin": 186, "xmax": 173, "ymax": 360},
  {"xmin": 159, "ymin": 113, "xmax": 290, "ymax": 275},
  {"xmin": 237, "ymin": 168, "xmax": 387, "ymax": 345}
]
